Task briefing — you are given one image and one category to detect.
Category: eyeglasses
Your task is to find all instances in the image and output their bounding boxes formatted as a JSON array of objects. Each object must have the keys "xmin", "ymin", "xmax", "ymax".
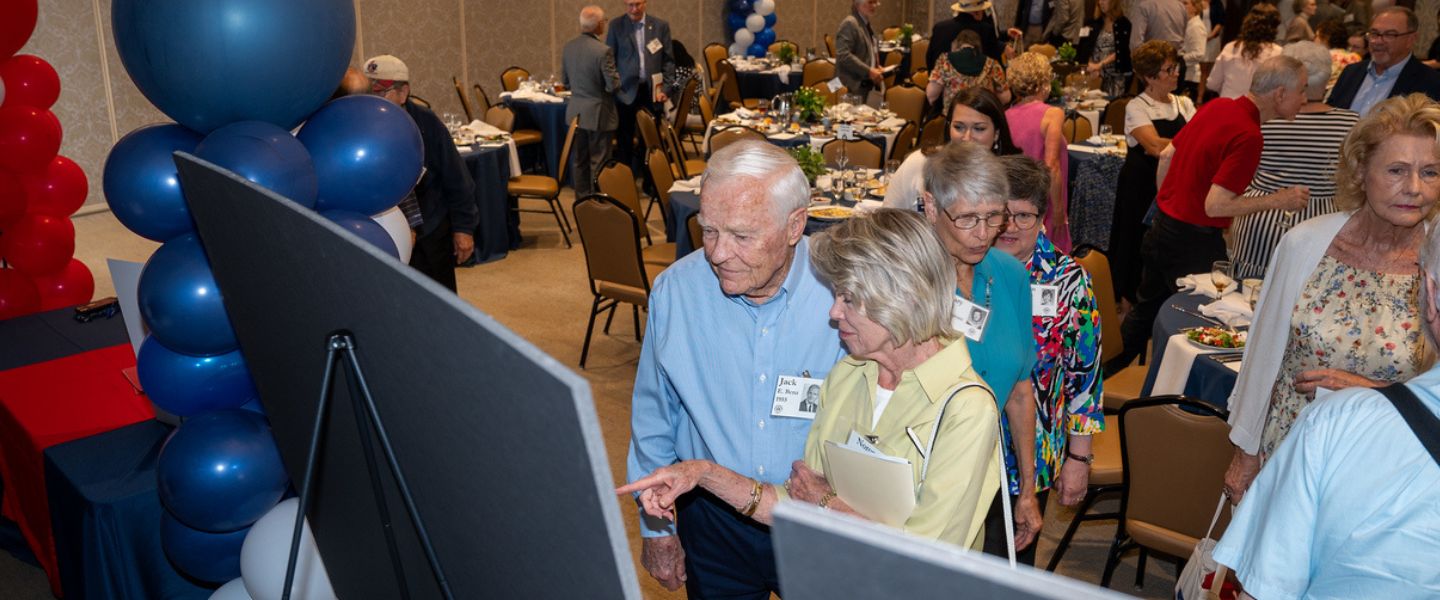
[
  {"xmin": 1006, "ymin": 210, "xmax": 1041, "ymax": 230},
  {"xmin": 1161, "ymin": 64, "xmax": 1179, "ymax": 74},
  {"xmin": 1366, "ymin": 29, "xmax": 1415, "ymax": 41},
  {"xmin": 369, "ymin": 79, "xmax": 401, "ymax": 93},
  {"xmin": 941, "ymin": 206, "xmax": 1008, "ymax": 230}
]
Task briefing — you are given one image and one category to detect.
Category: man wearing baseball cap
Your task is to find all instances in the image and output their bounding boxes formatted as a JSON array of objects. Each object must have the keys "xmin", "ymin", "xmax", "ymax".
[{"xmin": 363, "ymin": 54, "xmax": 478, "ymax": 292}]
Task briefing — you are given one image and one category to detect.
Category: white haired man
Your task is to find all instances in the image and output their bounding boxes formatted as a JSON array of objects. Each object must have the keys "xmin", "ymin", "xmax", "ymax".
[
  {"xmin": 626, "ymin": 140, "xmax": 845, "ymax": 597},
  {"xmin": 563, "ymin": 6, "xmax": 620, "ymax": 197}
]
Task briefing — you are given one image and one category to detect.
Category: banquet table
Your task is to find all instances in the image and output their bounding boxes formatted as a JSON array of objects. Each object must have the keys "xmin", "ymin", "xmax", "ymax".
[
  {"xmin": 703, "ymin": 107, "xmax": 905, "ymax": 160},
  {"xmin": 458, "ymin": 143, "xmax": 519, "ymax": 264},
  {"xmin": 727, "ymin": 58, "xmax": 803, "ymax": 101},
  {"xmin": 1138, "ymin": 292, "xmax": 1242, "ymax": 408},
  {"xmin": 666, "ymin": 170, "xmax": 883, "ymax": 258},
  {"xmin": 506, "ymin": 95, "xmax": 569, "ymax": 181}
]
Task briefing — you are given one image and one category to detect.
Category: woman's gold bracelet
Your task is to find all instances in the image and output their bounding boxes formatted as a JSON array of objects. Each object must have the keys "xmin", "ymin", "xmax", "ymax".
[{"xmin": 818, "ymin": 491, "xmax": 838, "ymax": 509}]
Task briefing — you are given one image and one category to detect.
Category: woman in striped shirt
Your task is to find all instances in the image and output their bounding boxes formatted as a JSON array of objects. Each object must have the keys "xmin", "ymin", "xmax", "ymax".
[{"xmin": 1229, "ymin": 41, "xmax": 1359, "ymax": 280}]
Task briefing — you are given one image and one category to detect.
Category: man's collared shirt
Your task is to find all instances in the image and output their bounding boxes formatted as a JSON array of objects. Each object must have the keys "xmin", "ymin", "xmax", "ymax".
[
  {"xmin": 633, "ymin": 16, "xmax": 647, "ymax": 79},
  {"xmin": 1350, "ymin": 54, "xmax": 1410, "ymax": 116},
  {"xmin": 626, "ymin": 238, "xmax": 847, "ymax": 537}
]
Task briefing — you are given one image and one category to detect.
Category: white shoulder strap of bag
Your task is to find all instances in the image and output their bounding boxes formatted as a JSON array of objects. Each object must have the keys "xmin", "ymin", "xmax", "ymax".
[{"xmin": 915, "ymin": 383, "xmax": 1017, "ymax": 568}]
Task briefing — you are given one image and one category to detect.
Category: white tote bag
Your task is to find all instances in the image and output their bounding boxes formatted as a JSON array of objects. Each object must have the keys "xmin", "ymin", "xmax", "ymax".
[{"xmin": 1174, "ymin": 495, "xmax": 1230, "ymax": 600}]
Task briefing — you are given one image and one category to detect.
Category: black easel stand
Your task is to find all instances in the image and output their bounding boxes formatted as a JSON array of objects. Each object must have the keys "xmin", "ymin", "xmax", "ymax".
[{"xmin": 281, "ymin": 332, "xmax": 455, "ymax": 600}]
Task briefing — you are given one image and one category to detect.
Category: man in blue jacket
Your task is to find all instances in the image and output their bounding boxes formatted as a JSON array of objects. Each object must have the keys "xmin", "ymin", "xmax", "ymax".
[
  {"xmin": 1327, "ymin": 7, "xmax": 1440, "ymax": 115},
  {"xmin": 606, "ymin": 0, "xmax": 674, "ymax": 169}
]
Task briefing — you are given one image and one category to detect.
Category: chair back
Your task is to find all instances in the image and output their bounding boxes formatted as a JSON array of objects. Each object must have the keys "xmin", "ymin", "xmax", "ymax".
[
  {"xmin": 597, "ymin": 160, "xmax": 646, "ymax": 218},
  {"xmin": 802, "ymin": 59, "xmax": 836, "ymax": 87},
  {"xmin": 881, "ymin": 27, "xmax": 901, "ymax": 42},
  {"xmin": 1072, "ymin": 246, "xmax": 1122, "ymax": 365},
  {"xmin": 573, "ymin": 194, "xmax": 650, "ymax": 295},
  {"xmin": 673, "ymin": 78, "xmax": 699, "ymax": 131},
  {"xmin": 885, "ymin": 85, "xmax": 926, "ymax": 124},
  {"xmin": 646, "ymin": 147, "xmax": 676, "ymax": 217},
  {"xmin": 918, "ymin": 116, "xmax": 946, "ymax": 150},
  {"xmin": 911, "ymin": 69, "xmax": 928, "ymax": 89},
  {"xmin": 485, "ymin": 105, "xmax": 516, "ymax": 132},
  {"xmin": 452, "ymin": 77, "xmax": 475, "ymax": 122},
  {"xmin": 910, "ymin": 40, "xmax": 929, "ymax": 74},
  {"xmin": 708, "ymin": 125, "xmax": 766, "ymax": 156},
  {"xmin": 1062, "ymin": 114, "xmax": 1093, "ymax": 143},
  {"xmin": 557, "ymin": 117, "xmax": 579, "ymax": 184},
  {"xmin": 882, "ymin": 51, "xmax": 904, "ymax": 88},
  {"xmin": 636, "ymin": 110, "xmax": 664, "ymax": 152},
  {"xmin": 686, "ymin": 212, "xmax": 703, "ymax": 250},
  {"xmin": 472, "ymin": 84, "xmax": 492, "ymax": 116},
  {"xmin": 809, "ymin": 82, "xmax": 846, "ymax": 106},
  {"xmin": 1102, "ymin": 96, "xmax": 1131, "ymax": 136},
  {"xmin": 715, "ymin": 60, "xmax": 743, "ymax": 109},
  {"xmin": 409, "ymin": 95, "xmax": 432, "ymax": 109},
  {"xmin": 890, "ymin": 120, "xmax": 918, "ymax": 162},
  {"xmin": 824, "ymin": 33, "xmax": 837, "ymax": 59},
  {"xmin": 768, "ymin": 41, "xmax": 797, "ymax": 55},
  {"xmin": 821, "ymin": 139, "xmax": 883, "ymax": 170},
  {"xmin": 659, "ymin": 120, "xmax": 698, "ymax": 178},
  {"xmin": 1030, "ymin": 44, "xmax": 1058, "ymax": 59},
  {"xmin": 500, "ymin": 66, "xmax": 530, "ymax": 92},
  {"xmin": 1120, "ymin": 397, "xmax": 1233, "ymax": 559},
  {"xmin": 697, "ymin": 93, "xmax": 716, "ymax": 129},
  {"xmin": 703, "ymin": 43, "xmax": 729, "ymax": 86}
]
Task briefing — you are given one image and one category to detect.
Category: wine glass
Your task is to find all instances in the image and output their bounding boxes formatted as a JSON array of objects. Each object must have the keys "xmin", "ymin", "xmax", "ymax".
[
  {"xmin": 885, "ymin": 159, "xmax": 901, "ymax": 183},
  {"xmin": 1098, "ymin": 124, "xmax": 1112, "ymax": 144},
  {"xmin": 1243, "ymin": 278, "xmax": 1263, "ymax": 309},
  {"xmin": 1211, "ymin": 260, "xmax": 1234, "ymax": 296}
]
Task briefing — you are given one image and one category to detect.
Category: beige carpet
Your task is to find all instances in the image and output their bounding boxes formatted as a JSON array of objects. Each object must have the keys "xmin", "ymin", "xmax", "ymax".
[{"xmin": 5, "ymin": 199, "xmax": 1184, "ymax": 598}]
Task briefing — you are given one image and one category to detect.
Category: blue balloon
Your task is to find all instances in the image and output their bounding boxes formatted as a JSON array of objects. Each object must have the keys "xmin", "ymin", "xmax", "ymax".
[
  {"xmin": 195, "ymin": 121, "xmax": 318, "ymax": 208},
  {"xmin": 730, "ymin": 0, "xmax": 752, "ymax": 14},
  {"xmin": 103, "ymin": 124, "xmax": 203, "ymax": 243},
  {"xmin": 111, "ymin": 0, "xmax": 354, "ymax": 134},
  {"xmin": 748, "ymin": 42, "xmax": 767, "ymax": 58},
  {"xmin": 158, "ymin": 409, "xmax": 289, "ymax": 532},
  {"xmin": 138, "ymin": 233, "xmax": 238, "ymax": 356},
  {"xmin": 321, "ymin": 210, "xmax": 400, "ymax": 258},
  {"xmin": 756, "ymin": 27, "xmax": 777, "ymax": 47},
  {"xmin": 764, "ymin": 13, "xmax": 777, "ymax": 28},
  {"xmin": 161, "ymin": 511, "xmax": 248, "ymax": 583},
  {"xmin": 137, "ymin": 335, "xmax": 258, "ymax": 417},
  {"xmin": 726, "ymin": 13, "xmax": 748, "ymax": 32},
  {"xmin": 297, "ymin": 95, "xmax": 424, "ymax": 215}
]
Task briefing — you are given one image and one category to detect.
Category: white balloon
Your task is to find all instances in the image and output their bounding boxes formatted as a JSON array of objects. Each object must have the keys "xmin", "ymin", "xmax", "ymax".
[
  {"xmin": 746, "ymin": 13, "xmax": 766, "ymax": 32},
  {"xmin": 734, "ymin": 28, "xmax": 755, "ymax": 47},
  {"xmin": 371, "ymin": 206, "xmax": 414, "ymax": 264},
  {"xmin": 729, "ymin": 42, "xmax": 748, "ymax": 57},
  {"xmin": 240, "ymin": 499, "xmax": 337, "ymax": 600},
  {"xmin": 755, "ymin": 0, "xmax": 776, "ymax": 17},
  {"xmin": 210, "ymin": 578, "xmax": 254, "ymax": 600}
]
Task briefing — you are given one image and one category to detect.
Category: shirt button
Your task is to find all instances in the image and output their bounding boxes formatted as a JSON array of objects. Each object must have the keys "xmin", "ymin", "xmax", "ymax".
[
  {"xmin": 762, "ymin": 327, "xmax": 768, "ymax": 336},
  {"xmin": 758, "ymin": 420, "xmax": 766, "ymax": 429},
  {"xmin": 757, "ymin": 465, "xmax": 766, "ymax": 475},
  {"xmin": 759, "ymin": 374, "xmax": 767, "ymax": 383}
]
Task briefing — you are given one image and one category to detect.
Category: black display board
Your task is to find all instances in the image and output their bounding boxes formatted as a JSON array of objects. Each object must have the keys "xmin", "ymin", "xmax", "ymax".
[{"xmin": 174, "ymin": 153, "xmax": 639, "ymax": 599}]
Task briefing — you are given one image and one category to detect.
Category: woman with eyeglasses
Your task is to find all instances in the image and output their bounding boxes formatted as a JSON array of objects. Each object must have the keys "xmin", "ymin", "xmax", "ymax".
[
  {"xmin": 919, "ymin": 142, "xmax": 1045, "ymax": 560},
  {"xmin": 993, "ymin": 154, "xmax": 1105, "ymax": 565}
]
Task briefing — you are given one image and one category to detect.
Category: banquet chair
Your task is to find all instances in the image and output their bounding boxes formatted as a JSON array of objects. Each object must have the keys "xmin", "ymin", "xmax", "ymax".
[
  {"xmin": 507, "ymin": 117, "xmax": 577, "ymax": 248},
  {"xmin": 409, "ymin": 95, "xmax": 432, "ymax": 109},
  {"xmin": 703, "ymin": 43, "xmax": 729, "ymax": 87},
  {"xmin": 685, "ymin": 93, "xmax": 716, "ymax": 152},
  {"xmin": 687, "ymin": 213, "xmax": 703, "ymax": 251},
  {"xmin": 821, "ymin": 139, "xmax": 883, "ymax": 170},
  {"xmin": 882, "ymin": 51, "xmax": 904, "ymax": 88},
  {"xmin": 645, "ymin": 147, "xmax": 676, "ymax": 224},
  {"xmin": 636, "ymin": 110, "xmax": 665, "ymax": 156},
  {"xmin": 672, "ymin": 78, "xmax": 699, "ymax": 133},
  {"xmin": 824, "ymin": 33, "xmax": 837, "ymax": 59},
  {"xmin": 809, "ymin": 82, "xmax": 847, "ymax": 106},
  {"xmin": 572, "ymin": 194, "xmax": 664, "ymax": 368},
  {"xmin": 768, "ymin": 41, "xmax": 797, "ymax": 55},
  {"xmin": 1101, "ymin": 96, "xmax": 1131, "ymax": 138},
  {"xmin": 910, "ymin": 40, "xmax": 929, "ymax": 74},
  {"xmin": 911, "ymin": 69, "xmax": 928, "ymax": 90},
  {"xmin": 918, "ymin": 116, "xmax": 946, "ymax": 150},
  {"xmin": 1072, "ymin": 247, "xmax": 1146, "ymax": 411},
  {"xmin": 1044, "ymin": 415, "xmax": 1125, "ymax": 571},
  {"xmin": 881, "ymin": 27, "xmax": 901, "ymax": 42},
  {"xmin": 483, "ymin": 105, "xmax": 544, "ymax": 153},
  {"xmin": 885, "ymin": 85, "xmax": 926, "ymax": 125},
  {"xmin": 707, "ymin": 125, "xmax": 766, "ymax": 157},
  {"xmin": 715, "ymin": 60, "xmax": 760, "ymax": 111},
  {"xmin": 1100, "ymin": 396, "xmax": 1232, "ymax": 589},
  {"xmin": 890, "ymin": 121, "xmax": 918, "ymax": 162},
  {"xmin": 472, "ymin": 84, "xmax": 492, "ymax": 117},
  {"xmin": 452, "ymin": 77, "xmax": 475, "ymax": 122},
  {"xmin": 500, "ymin": 66, "xmax": 530, "ymax": 92},
  {"xmin": 596, "ymin": 160, "xmax": 669, "ymax": 254},
  {"xmin": 661, "ymin": 120, "xmax": 705, "ymax": 178},
  {"xmin": 1062, "ymin": 114, "xmax": 1094, "ymax": 143},
  {"xmin": 802, "ymin": 59, "xmax": 835, "ymax": 87},
  {"xmin": 1030, "ymin": 44, "xmax": 1058, "ymax": 59}
]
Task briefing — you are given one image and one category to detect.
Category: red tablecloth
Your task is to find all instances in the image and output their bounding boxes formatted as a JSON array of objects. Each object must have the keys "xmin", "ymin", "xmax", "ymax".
[{"xmin": 0, "ymin": 343, "xmax": 154, "ymax": 595}]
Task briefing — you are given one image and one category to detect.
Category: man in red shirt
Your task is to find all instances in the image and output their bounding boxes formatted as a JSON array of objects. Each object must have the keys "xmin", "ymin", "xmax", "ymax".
[{"xmin": 1108, "ymin": 56, "xmax": 1310, "ymax": 373}]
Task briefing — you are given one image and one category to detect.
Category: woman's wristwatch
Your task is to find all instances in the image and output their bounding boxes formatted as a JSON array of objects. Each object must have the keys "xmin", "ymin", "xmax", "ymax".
[{"xmin": 1066, "ymin": 451, "xmax": 1094, "ymax": 465}]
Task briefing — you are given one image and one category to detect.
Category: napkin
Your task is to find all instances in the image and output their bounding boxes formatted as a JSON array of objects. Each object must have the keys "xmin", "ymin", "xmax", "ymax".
[
  {"xmin": 1199, "ymin": 292, "xmax": 1253, "ymax": 328},
  {"xmin": 461, "ymin": 120, "xmax": 507, "ymax": 136},
  {"xmin": 669, "ymin": 175, "xmax": 703, "ymax": 194},
  {"xmin": 500, "ymin": 89, "xmax": 564, "ymax": 103},
  {"xmin": 877, "ymin": 116, "xmax": 906, "ymax": 130},
  {"xmin": 775, "ymin": 64, "xmax": 792, "ymax": 85},
  {"xmin": 770, "ymin": 132, "xmax": 798, "ymax": 140},
  {"xmin": 733, "ymin": 107, "xmax": 758, "ymax": 119},
  {"xmin": 853, "ymin": 199, "xmax": 885, "ymax": 213},
  {"xmin": 1176, "ymin": 273, "xmax": 1228, "ymax": 299}
]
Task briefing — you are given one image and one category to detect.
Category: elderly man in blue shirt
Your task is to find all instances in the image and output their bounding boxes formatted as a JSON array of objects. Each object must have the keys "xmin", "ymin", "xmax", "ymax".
[
  {"xmin": 626, "ymin": 140, "xmax": 846, "ymax": 598},
  {"xmin": 1213, "ymin": 206, "xmax": 1440, "ymax": 597}
]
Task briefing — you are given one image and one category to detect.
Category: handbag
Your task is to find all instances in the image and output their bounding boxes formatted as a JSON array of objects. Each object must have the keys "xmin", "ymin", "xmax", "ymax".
[
  {"xmin": 1174, "ymin": 495, "xmax": 1234, "ymax": 600},
  {"xmin": 916, "ymin": 383, "xmax": 1017, "ymax": 567}
]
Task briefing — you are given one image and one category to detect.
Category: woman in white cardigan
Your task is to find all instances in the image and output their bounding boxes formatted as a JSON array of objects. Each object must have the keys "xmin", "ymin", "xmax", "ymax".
[{"xmin": 1222, "ymin": 94, "xmax": 1440, "ymax": 503}]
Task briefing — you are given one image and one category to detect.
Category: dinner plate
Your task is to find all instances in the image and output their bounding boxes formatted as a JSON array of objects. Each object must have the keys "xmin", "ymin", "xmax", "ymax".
[
  {"xmin": 807, "ymin": 205, "xmax": 854, "ymax": 220},
  {"xmin": 1181, "ymin": 327, "xmax": 1246, "ymax": 352}
]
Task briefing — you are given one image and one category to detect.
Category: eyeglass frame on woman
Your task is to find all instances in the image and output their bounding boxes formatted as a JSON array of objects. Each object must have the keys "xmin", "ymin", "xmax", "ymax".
[
  {"xmin": 1005, "ymin": 209, "xmax": 1041, "ymax": 230},
  {"xmin": 939, "ymin": 204, "xmax": 1009, "ymax": 230}
]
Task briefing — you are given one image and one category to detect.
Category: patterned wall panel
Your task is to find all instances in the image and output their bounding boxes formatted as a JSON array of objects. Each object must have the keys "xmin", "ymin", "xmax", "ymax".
[
  {"xmin": 361, "ymin": 0, "xmax": 467, "ymax": 118},
  {"xmin": 20, "ymin": 2, "xmax": 111, "ymax": 208},
  {"xmin": 465, "ymin": 0, "xmax": 554, "ymax": 110},
  {"xmin": 98, "ymin": 0, "xmax": 171, "ymax": 145}
]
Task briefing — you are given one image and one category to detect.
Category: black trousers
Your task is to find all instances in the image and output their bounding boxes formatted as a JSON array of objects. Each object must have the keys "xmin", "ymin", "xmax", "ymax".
[
  {"xmin": 982, "ymin": 489, "xmax": 1049, "ymax": 566},
  {"xmin": 675, "ymin": 491, "xmax": 780, "ymax": 599},
  {"xmin": 409, "ymin": 216, "xmax": 457, "ymax": 293},
  {"xmin": 615, "ymin": 85, "xmax": 655, "ymax": 169}
]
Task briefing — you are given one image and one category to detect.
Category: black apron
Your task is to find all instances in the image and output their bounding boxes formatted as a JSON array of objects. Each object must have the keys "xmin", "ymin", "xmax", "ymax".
[{"xmin": 1109, "ymin": 101, "xmax": 1187, "ymax": 303}]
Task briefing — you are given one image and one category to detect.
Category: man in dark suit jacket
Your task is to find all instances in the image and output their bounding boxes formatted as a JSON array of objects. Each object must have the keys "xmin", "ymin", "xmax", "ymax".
[
  {"xmin": 1327, "ymin": 7, "xmax": 1440, "ymax": 114},
  {"xmin": 606, "ymin": 0, "xmax": 673, "ymax": 169},
  {"xmin": 563, "ymin": 6, "xmax": 620, "ymax": 197}
]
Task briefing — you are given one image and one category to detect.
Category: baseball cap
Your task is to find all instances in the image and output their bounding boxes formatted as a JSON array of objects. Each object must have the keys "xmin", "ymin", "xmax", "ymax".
[{"xmin": 363, "ymin": 55, "xmax": 409, "ymax": 82}]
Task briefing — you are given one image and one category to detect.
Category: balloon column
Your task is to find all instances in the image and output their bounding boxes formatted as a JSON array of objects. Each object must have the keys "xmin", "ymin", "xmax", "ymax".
[
  {"xmin": 105, "ymin": 0, "xmax": 422, "ymax": 596},
  {"xmin": 0, "ymin": 0, "xmax": 96, "ymax": 320},
  {"xmin": 727, "ymin": 0, "xmax": 778, "ymax": 57}
]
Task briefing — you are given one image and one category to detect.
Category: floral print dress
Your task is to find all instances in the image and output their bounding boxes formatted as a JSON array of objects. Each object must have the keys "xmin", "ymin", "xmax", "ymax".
[{"xmin": 1259, "ymin": 255, "xmax": 1427, "ymax": 457}]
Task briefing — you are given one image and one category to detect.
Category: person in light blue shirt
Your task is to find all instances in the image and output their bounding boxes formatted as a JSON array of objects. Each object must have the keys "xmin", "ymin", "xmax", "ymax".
[
  {"xmin": 1213, "ymin": 220, "xmax": 1440, "ymax": 599},
  {"xmin": 1327, "ymin": 8, "xmax": 1440, "ymax": 115},
  {"xmin": 626, "ymin": 140, "xmax": 846, "ymax": 599}
]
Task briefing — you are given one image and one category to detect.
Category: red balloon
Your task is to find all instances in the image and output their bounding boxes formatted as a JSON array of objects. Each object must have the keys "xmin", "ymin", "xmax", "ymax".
[
  {"xmin": 0, "ymin": 268, "xmax": 40, "ymax": 319},
  {"xmin": 0, "ymin": 0, "xmax": 37, "ymax": 59},
  {"xmin": 0, "ymin": 55, "xmax": 59, "ymax": 109},
  {"xmin": 0, "ymin": 167, "xmax": 24, "ymax": 227},
  {"xmin": 31, "ymin": 258, "xmax": 93, "ymax": 310},
  {"xmin": 0, "ymin": 105, "xmax": 61, "ymax": 173},
  {"xmin": 24, "ymin": 155, "xmax": 86, "ymax": 217},
  {"xmin": 0, "ymin": 213, "xmax": 74, "ymax": 275}
]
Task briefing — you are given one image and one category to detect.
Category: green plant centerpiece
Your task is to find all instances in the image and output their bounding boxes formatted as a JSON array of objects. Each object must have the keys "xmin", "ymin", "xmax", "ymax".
[
  {"xmin": 1057, "ymin": 42, "xmax": 1077, "ymax": 63},
  {"xmin": 792, "ymin": 87, "xmax": 825, "ymax": 123},
  {"xmin": 1052, "ymin": 42, "xmax": 1080, "ymax": 80},
  {"xmin": 788, "ymin": 145, "xmax": 826, "ymax": 186},
  {"xmin": 776, "ymin": 43, "xmax": 796, "ymax": 65},
  {"xmin": 898, "ymin": 24, "xmax": 915, "ymax": 48}
]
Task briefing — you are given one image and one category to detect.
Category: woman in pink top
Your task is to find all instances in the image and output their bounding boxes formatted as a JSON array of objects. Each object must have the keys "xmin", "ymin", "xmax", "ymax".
[{"xmin": 1004, "ymin": 52, "xmax": 1070, "ymax": 252}]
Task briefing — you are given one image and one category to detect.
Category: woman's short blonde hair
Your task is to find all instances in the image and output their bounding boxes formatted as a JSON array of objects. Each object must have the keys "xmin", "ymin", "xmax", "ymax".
[
  {"xmin": 809, "ymin": 209, "xmax": 957, "ymax": 346},
  {"xmin": 1335, "ymin": 94, "xmax": 1440, "ymax": 212},
  {"xmin": 1007, "ymin": 52, "xmax": 1053, "ymax": 99}
]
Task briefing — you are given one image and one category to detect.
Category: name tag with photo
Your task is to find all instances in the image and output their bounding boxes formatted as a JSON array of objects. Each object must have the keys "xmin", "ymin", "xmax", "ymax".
[{"xmin": 772, "ymin": 375, "xmax": 825, "ymax": 420}]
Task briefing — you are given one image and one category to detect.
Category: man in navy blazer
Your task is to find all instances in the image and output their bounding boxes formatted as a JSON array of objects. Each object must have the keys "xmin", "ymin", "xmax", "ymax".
[
  {"xmin": 606, "ymin": 0, "xmax": 674, "ymax": 168},
  {"xmin": 1327, "ymin": 7, "xmax": 1440, "ymax": 115}
]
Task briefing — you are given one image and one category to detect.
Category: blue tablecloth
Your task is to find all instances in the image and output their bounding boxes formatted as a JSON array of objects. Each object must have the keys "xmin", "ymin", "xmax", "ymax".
[
  {"xmin": 735, "ymin": 70, "xmax": 801, "ymax": 101},
  {"xmin": 1139, "ymin": 292, "xmax": 1240, "ymax": 408},
  {"xmin": 459, "ymin": 144, "xmax": 517, "ymax": 264},
  {"xmin": 44, "ymin": 419, "xmax": 210, "ymax": 600},
  {"xmin": 508, "ymin": 98, "xmax": 569, "ymax": 181},
  {"xmin": 1067, "ymin": 146, "xmax": 1123, "ymax": 252}
]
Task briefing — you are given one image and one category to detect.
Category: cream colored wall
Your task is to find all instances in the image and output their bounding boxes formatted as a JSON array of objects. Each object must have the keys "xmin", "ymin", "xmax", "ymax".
[{"xmin": 30, "ymin": 0, "xmax": 933, "ymax": 210}]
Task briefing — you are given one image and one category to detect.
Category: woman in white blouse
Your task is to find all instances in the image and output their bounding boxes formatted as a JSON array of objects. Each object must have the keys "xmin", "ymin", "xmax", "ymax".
[
  {"xmin": 1181, "ymin": 0, "xmax": 1208, "ymax": 98},
  {"xmin": 1206, "ymin": 4, "xmax": 1282, "ymax": 99}
]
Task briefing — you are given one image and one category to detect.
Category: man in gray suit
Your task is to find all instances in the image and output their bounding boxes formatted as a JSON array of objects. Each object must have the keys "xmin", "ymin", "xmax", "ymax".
[
  {"xmin": 835, "ymin": 0, "xmax": 883, "ymax": 102},
  {"xmin": 564, "ymin": 6, "xmax": 621, "ymax": 197},
  {"xmin": 606, "ymin": 0, "xmax": 674, "ymax": 169}
]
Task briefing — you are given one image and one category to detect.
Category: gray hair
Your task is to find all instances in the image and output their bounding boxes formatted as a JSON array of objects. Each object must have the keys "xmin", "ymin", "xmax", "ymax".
[
  {"xmin": 1249, "ymin": 55, "xmax": 1306, "ymax": 95},
  {"xmin": 700, "ymin": 139, "xmax": 811, "ymax": 220},
  {"xmin": 1281, "ymin": 41, "xmax": 1332, "ymax": 100},
  {"xmin": 810, "ymin": 209, "xmax": 957, "ymax": 345},
  {"xmin": 922, "ymin": 142, "xmax": 1009, "ymax": 211},
  {"xmin": 1422, "ymin": 220, "xmax": 1440, "ymax": 348},
  {"xmin": 580, "ymin": 6, "xmax": 604, "ymax": 32},
  {"xmin": 1374, "ymin": 6, "xmax": 1418, "ymax": 32},
  {"xmin": 1000, "ymin": 154, "xmax": 1050, "ymax": 214}
]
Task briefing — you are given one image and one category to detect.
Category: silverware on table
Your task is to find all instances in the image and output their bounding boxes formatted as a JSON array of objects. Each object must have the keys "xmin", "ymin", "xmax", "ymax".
[{"xmin": 1170, "ymin": 303, "xmax": 1224, "ymax": 327}]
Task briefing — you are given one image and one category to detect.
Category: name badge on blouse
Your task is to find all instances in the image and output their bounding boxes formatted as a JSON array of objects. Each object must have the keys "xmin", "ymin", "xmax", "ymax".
[
  {"xmin": 647, "ymin": 38, "xmax": 663, "ymax": 54},
  {"xmin": 951, "ymin": 295, "xmax": 990, "ymax": 342},
  {"xmin": 1031, "ymin": 284, "xmax": 1060, "ymax": 318},
  {"xmin": 772, "ymin": 375, "xmax": 824, "ymax": 420}
]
